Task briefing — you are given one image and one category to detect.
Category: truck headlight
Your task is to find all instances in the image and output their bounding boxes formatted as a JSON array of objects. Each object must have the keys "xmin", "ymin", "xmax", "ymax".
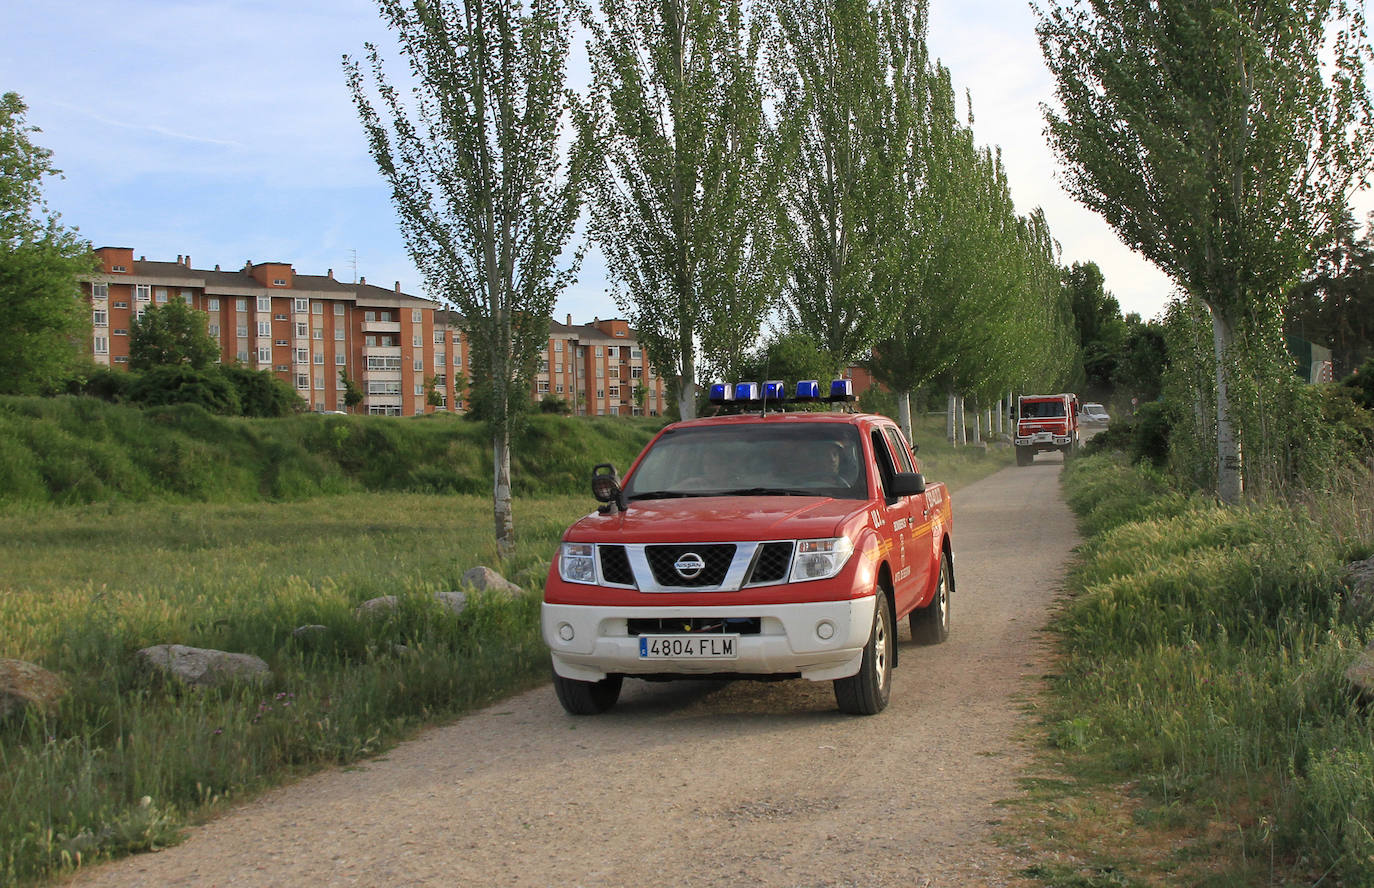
[
  {"xmin": 791, "ymin": 537, "xmax": 854, "ymax": 582},
  {"xmin": 559, "ymin": 543, "xmax": 597, "ymax": 584}
]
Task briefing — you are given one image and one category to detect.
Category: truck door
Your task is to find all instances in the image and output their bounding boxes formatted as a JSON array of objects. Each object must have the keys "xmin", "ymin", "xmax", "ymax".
[
  {"xmin": 869, "ymin": 427, "xmax": 917, "ymax": 616},
  {"xmin": 883, "ymin": 425, "xmax": 934, "ymax": 616}
]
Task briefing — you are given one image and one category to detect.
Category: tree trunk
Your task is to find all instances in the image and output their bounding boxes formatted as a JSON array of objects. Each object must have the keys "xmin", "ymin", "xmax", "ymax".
[
  {"xmin": 985, "ymin": 407, "xmax": 993, "ymax": 437},
  {"xmin": 897, "ymin": 390, "xmax": 912, "ymax": 445},
  {"xmin": 1209, "ymin": 306, "xmax": 1243, "ymax": 504},
  {"xmin": 946, "ymin": 392, "xmax": 956, "ymax": 445},
  {"xmin": 956, "ymin": 395, "xmax": 967, "ymax": 445},
  {"xmin": 972, "ymin": 405, "xmax": 982, "ymax": 444},
  {"xmin": 493, "ymin": 424, "xmax": 514, "ymax": 560}
]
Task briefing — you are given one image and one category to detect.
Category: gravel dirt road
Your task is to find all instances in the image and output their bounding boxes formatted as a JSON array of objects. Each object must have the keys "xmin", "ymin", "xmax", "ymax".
[{"xmin": 67, "ymin": 456, "xmax": 1078, "ymax": 888}]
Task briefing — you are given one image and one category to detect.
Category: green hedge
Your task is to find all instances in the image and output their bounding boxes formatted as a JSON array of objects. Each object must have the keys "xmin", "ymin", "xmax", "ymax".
[{"xmin": 0, "ymin": 396, "xmax": 662, "ymax": 505}]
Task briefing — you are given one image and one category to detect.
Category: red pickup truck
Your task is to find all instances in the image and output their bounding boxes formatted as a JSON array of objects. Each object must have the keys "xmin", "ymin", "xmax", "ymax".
[{"xmin": 542, "ymin": 403, "xmax": 954, "ymax": 716}]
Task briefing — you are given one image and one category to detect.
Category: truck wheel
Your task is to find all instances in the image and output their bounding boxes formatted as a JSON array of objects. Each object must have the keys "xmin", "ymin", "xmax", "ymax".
[
  {"xmin": 910, "ymin": 551, "xmax": 952, "ymax": 645},
  {"xmin": 834, "ymin": 594, "xmax": 893, "ymax": 715},
  {"xmin": 1015, "ymin": 446, "xmax": 1032, "ymax": 466},
  {"xmin": 552, "ymin": 670, "xmax": 623, "ymax": 715}
]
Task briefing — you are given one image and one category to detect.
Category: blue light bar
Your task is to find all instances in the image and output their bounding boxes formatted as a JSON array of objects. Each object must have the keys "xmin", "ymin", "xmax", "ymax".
[
  {"xmin": 763, "ymin": 380, "xmax": 786, "ymax": 401},
  {"xmin": 830, "ymin": 379, "xmax": 854, "ymax": 399},
  {"xmin": 795, "ymin": 380, "xmax": 820, "ymax": 400},
  {"xmin": 708, "ymin": 382, "xmax": 731, "ymax": 403},
  {"xmin": 734, "ymin": 382, "xmax": 760, "ymax": 401}
]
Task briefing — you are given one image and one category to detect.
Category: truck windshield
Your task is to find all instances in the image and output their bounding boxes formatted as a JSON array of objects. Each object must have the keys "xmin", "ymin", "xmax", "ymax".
[
  {"xmin": 1020, "ymin": 400, "xmax": 1066, "ymax": 418},
  {"xmin": 625, "ymin": 423, "xmax": 869, "ymax": 500}
]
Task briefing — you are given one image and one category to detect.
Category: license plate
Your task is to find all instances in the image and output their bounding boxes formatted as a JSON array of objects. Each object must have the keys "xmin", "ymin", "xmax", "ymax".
[{"xmin": 638, "ymin": 635, "xmax": 739, "ymax": 659}]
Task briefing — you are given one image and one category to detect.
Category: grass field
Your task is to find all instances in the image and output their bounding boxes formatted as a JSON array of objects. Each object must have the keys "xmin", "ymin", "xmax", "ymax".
[{"xmin": 0, "ymin": 402, "xmax": 1009, "ymax": 885}]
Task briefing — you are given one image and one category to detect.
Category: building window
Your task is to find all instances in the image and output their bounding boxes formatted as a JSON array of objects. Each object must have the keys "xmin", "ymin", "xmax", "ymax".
[
  {"xmin": 314, "ymin": 374, "xmax": 324, "ymax": 389},
  {"xmin": 154, "ymin": 288, "xmax": 168, "ymax": 303},
  {"xmin": 296, "ymin": 374, "xmax": 310, "ymax": 390},
  {"xmin": 273, "ymin": 278, "xmax": 287, "ymax": 287},
  {"xmin": 630, "ymin": 347, "xmax": 642, "ymax": 359},
  {"xmin": 257, "ymin": 296, "xmax": 271, "ymax": 312},
  {"xmin": 607, "ymin": 346, "xmax": 617, "ymax": 358},
  {"xmin": 555, "ymin": 383, "xmax": 564, "ymax": 394},
  {"xmin": 295, "ymin": 322, "xmax": 308, "ymax": 337},
  {"xmin": 237, "ymin": 350, "xmax": 249, "ymax": 363},
  {"xmin": 91, "ymin": 283, "xmax": 109, "ymax": 300},
  {"xmin": 181, "ymin": 290, "xmax": 194, "ymax": 305},
  {"xmin": 577, "ymin": 346, "xmax": 585, "ymax": 358},
  {"xmin": 312, "ymin": 302, "xmax": 323, "ymax": 314},
  {"xmin": 275, "ymin": 339, "xmax": 288, "ymax": 347},
  {"xmin": 236, "ymin": 298, "xmax": 247, "ymax": 312},
  {"xmin": 113, "ymin": 300, "xmax": 128, "ymax": 309},
  {"xmin": 113, "ymin": 328, "xmax": 128, "ymax": 336},
  {"xmin": 334, "ymin": 303, "xmax": 344, "ymax": 316},
  {"xmin": 434, "ymin": 331, "xmax": 444, "ymax": 343},
  {"xmin": 93, "ymin": 336, "xmax": 108, "ymax": 355},
  {"xmin": 596, "ymin": 366, "xmax": 604, "ymax": 378},
  {"xmin": 595, "ymin": 346, "xmax": 603, "ymax": 357},
  {"xmin": 368, "ymin": 381, "xmax": 402, "ymax": 395},
  {"xmin": 436, "ymin": 350, "xmax": 446, "ymax": 365},
  {"xmin": 257, "ymin": 346, "xmax": 272, "ymax": 363},
  {"xmin": 135, "ymin": 284, "xmax": 151, "ymax": 302},
  {"xmin": 294, "ymin": 298, "xmax": 308, "ymax": 313},
  {"xmin": 113, "ymin": 355, "xmax": 128, "ymax": 363},
  {"xmin": 413, "ymin": 358, "xmax": 423, "ymax": 371},
  {"xmin": 110, "ymin": 265, "xmax": 126, "ymax": 273},
  {"xmin": 596, "ymin": 388, "xmax": 605, "ymax": 399},
  {"xmin": 609, "ymin": 366, "xmax": 619, "ymax": 378},
  {"xmin": 412, "ymin": 309, "xmax": 422, "ymax": 323},
  {"xmin": 257, "ymin": 321, "xmax": 271, "ymax": 337},
  {"xmin": 554, "ymin": 341, "xmax": 563, "ymax": 353},
  {"xmin": 207, "ymin": 324, "xmax": 219, "ymax": 337},
  {"xmin": 275, "ymin": 364, "xmax": 288, "ymax": 372},
  {"xmin": 92, "ymin": 309, "xmax": 108, "ymax": 327},
  {"xmin": 313, "ymin": 353, "xmax": 324, "ymax": 365},
  {"xmin": 365, "ymin": 335, "xmax": 376, "ymax": 348},
  {"xmin": 335, "ymin": 354, "xmax": 346, "ymax": 365},
  {"xmin": 367, "ymin": 355, "xmax": 403, "ymax": 370},
  {"xmin": 273, "ymin": 313, "xmax": 287, "ymax": 321},
  {"xmin": 555, "ymin": 362, "xmax": 562, "ymax": 374},
  {"xmin": 236, "ymin": 324, "xmax": 248, "ymax": 338},
  {"xmin": 454, "ymin": 352, "xmax": 461, "ymax": 367},
  {"xmin": 313, "ymin": 329, "xmax": 323, "ymax": 340},
  {"xmin": 412, "ymin": 334, "xmax": 421, "ymax": 347},
  {"xmin": 609, "ymin": 386, "xmax": 619, "ymax": 398},
  {"xmin": 296, "ymin": 348, "xmax": 309, "ymax": 364},
  {"xmin": 207, "ymin": 298, "xmax": 220, "ymax": 311},
  {"xmin": 631, "ymin": 366, "xmax": 642, "ymax": 378},
  {"xmin": 537, "ymin": 381, "xmax": 550, "ymax": 393},
  {"xmin": 335, "ymin": 328, "xmax": 344, "ymax": 341}
]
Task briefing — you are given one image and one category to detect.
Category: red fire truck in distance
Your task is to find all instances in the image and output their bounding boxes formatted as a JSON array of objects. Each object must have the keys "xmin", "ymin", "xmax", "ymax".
[
  {"xmin": 542, "ymin": 379, "xmax": 954, "ymax": 716},
  {"xmin": 1014, "ymin": 393, "xmax": 1081, "ymax": 466}
]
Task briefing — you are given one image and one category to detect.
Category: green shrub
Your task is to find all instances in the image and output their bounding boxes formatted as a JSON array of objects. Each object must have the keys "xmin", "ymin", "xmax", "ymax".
[
  {"xmin": 219, "ymin": 364, "xmax": 305, "ymax": 417},
  {"xmin": 126, "ymin": 366, "xmax": 242, "ymax": 415}
]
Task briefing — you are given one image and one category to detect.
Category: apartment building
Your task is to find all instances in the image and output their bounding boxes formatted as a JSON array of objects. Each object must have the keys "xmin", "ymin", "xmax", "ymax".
[{"xmin": 82, "ymin": 248, "xmax": 667, "ymax": 417}]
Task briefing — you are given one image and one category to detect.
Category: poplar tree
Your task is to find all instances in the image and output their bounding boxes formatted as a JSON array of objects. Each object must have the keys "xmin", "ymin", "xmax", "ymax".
[
  {"xmin": 346, "ymin": 0, "xmax": 588, "ymax": 556},
  {"xmin": 580, "ymin": 0, "xmax": 781, "ymax": 419},
  {"xmin": 1036, "ymin": 0, "xmax": 1374, "ymax": 502}
]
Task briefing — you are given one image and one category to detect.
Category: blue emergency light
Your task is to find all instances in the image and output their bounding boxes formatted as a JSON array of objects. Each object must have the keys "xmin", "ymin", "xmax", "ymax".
[
  {"xmin": 795, "ymin": 380, "xmax": 821, "ymax": 400},
  {"xmin": 830, "ymin": 379, "xmax": 854, "ymax": 400},
  {"xmin": 734, "ymin": 382, "xmax": 760, "ymax": 401},
  {"xmin": 763, "ymin": 380, "xmax": 787, "ymax": 401},
  {"xmin": 708, "ymin": 382, "xmax": 733, "ymax": 404}
]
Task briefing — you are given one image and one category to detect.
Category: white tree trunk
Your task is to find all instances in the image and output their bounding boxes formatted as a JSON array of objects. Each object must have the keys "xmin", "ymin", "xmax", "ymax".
[
  {"xmin": 972, "ymin": 404, "xmax": 982, "ymax": 444},
  {"xmin": 956, "ymin": 395, "xmax": 967, "ymax": 446},
  {"xmin": 1210, "ymin": 306, "xmax": 1243, "ymax": 504},
  {"xmin": 493, "ymin": 427, "xmax": 514, "ymax": 560},
  {"xmin": 985, "ymin": 407, "xmax": 993, "ymax": 437},
  {"xmin": 897, "ymin": 390, "xmax": 912, "ymax": 444},
  {"xmin": 946, "ymin": 392, "xmax": 956, "ymax": 445}
]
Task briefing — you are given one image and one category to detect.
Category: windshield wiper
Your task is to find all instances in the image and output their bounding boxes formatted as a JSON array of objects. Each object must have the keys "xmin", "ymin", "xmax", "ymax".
[{"xmin": 715, "ymin": 487, "xmax": 815, "ymax": 497}]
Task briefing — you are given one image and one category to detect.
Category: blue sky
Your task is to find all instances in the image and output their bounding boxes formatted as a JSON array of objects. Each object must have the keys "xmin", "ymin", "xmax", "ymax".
[{"xmin": 3, "ymin": 1, "xmax": 1366, "ymax": 325}]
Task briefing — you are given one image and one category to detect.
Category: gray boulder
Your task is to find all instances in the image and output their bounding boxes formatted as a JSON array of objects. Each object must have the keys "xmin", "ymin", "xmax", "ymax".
[
  {"xmin": 0, "ymin": 658, "xmax": 65, "ymax": 718},
  {"xmin": 1348, "ymin": 640, "xmax": 1374, "ymax": 705},
  {"xmin": 137, "ymin": 644, "xmax": 271, "ymax": 688},
  {"xmin": 462, "ymin": 566, "xmax": 523, "ymax": 598},
  {"xmin": 355, "ymin": 595, "xmax": 400, "ymax": 618},
  {"xmin": 435, "ymin": 590, "xmax": 469, "ymax": 615}
]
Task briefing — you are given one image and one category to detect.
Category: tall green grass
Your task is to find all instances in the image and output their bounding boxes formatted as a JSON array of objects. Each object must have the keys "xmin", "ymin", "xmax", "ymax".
[
  {"xmin": 0, "ymin": 494, "xmax": 589, "ymax": 885},
  {"xmin": 1044, "ymin": 452, "xmax": 1374, "ymax": 884},
  {"xmin": 0, "ymin": 395, "xmax": 661, "ymax": 504}
]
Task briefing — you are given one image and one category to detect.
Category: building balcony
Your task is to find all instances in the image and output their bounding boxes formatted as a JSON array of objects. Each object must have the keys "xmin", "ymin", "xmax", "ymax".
[
  {"xmin": 363, "ymin": 320, "xmax": 401, "ymax": 334},
  {"xmin": 363, "ymin": 345, "xmax": 402, "ymax": 357}
]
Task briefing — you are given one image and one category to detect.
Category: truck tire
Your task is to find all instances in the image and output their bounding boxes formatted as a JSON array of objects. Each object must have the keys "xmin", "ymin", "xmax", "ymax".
[
  {"xmin": 910, "ymin": 551, "xmax": 952, "ymax": 645},
  {"xmin": 552, "ymin": 670, "xmax": 623, "ymax": 715},
  {"xmin": 1015, "ymin": 446, "xmax": 1032, "ymax": 467},
  {"xmin": 834, "ymin": 594, "xmax": 893, "ymax": 715}
]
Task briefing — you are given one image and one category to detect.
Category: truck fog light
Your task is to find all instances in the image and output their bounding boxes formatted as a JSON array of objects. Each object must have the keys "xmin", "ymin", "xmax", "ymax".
[
  {"xmin": 558, "ymin": 622, "xmax": 575, "ymax": 641},
  {"xmin": 816, "ymin": 620, "xmax": 835, "ymax": 640}
]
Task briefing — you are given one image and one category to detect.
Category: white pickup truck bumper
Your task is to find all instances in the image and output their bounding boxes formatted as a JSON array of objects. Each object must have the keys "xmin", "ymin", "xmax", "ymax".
[
  {"xmin": 542, "ymin": 596, "xmax": 877, "ymax": 683},
  {"xmin": 1016, "ymin": 432, "xmax": 1071, "ymax": 447}
]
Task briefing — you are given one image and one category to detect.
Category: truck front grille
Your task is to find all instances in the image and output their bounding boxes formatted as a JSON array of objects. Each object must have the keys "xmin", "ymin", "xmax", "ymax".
[
  {"xmin": 599, "ymin": 545, "xmax": 635, "ymax": 586},
  {"xmin": 746, "ymin": 541, "xmax": 794, "ymax": 585},
  {"xmin": 645, "ymin": 544, "xmax": 736, "ymax": 587},
  {"xmin": 627, "ymin": 617, "xmax": 762, "ymax": 636}
]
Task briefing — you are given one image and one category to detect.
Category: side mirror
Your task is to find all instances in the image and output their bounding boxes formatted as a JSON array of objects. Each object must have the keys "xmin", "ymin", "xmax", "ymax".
[
  {"xmin": 591, "ymin": 463, "xmax": 624, "ymax": 513},
  {"xmin": 892, "ymin": 471, "xmax": 926, "ymax": 497}
]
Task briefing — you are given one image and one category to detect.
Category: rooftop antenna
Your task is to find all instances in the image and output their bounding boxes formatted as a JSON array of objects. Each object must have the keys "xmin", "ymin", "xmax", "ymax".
[{"xmin": 349, "ymin": 249, "xmax": 358, "ymax": 284}]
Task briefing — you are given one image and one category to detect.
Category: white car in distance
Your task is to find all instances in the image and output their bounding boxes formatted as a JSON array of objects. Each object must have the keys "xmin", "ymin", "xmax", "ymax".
[{"xmin": 1082, "ymin": 403, "xmax": 1110, "ymax": 424}]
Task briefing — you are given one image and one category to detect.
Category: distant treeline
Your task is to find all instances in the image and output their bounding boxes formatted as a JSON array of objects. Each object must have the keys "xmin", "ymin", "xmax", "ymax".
[{"xmin": 0, "ymin": 396, "xmax": 661, "ymax": 505}]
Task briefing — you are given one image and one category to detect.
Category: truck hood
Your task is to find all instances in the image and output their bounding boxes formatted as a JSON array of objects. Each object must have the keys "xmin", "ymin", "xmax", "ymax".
[{"xmin": 564, "ymin": 496, "xmax": 867, "ymax": 543}]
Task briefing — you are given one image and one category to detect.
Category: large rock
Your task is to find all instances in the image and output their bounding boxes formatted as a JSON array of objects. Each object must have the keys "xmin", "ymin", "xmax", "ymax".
[
  {"xmin": 0, "ymin": 658, "xmax": 65, "ymax": 718},
  {"xmin": 435, "ymin": 590, "xmax": 469, "ymax": 615},
  {"xmin": 1348, "ymin": 640, "xmax": 1374, "ymax": 705},
  {"xmin": 1343, "ymin": 556, "xmax": 1374, "ymax": 625},
  {"xmin": 462, "ymin": 566, "xmax": 523, "ymax": 598},
  {"xmin": 137, "ymin": 644, "xmax": 271, "ymax": 688}
]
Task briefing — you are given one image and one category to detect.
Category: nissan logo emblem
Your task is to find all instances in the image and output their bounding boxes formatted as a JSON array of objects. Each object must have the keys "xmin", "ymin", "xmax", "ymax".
[{"xmin": 674, "ymin": 553, "xmax": 707, "ymax": 579}]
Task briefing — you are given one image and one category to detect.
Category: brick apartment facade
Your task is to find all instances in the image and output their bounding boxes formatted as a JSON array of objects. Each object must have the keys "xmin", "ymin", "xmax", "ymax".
[{"xmin": 81, "ymin": 248, "xmax": 668, "ymax": 418}]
